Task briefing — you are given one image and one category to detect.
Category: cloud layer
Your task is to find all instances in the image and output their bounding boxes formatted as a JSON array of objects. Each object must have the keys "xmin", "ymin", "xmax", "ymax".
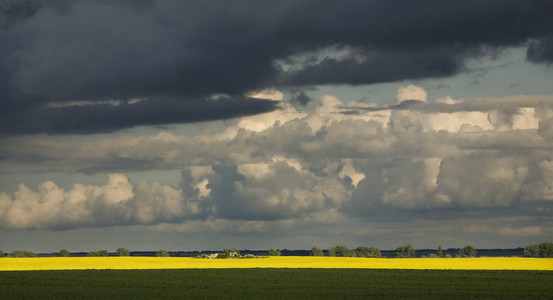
[
  {"xmin": 1, "ymin": 88, "xmax": 552, "ymax": 249},
  {"xmin": 1, "ymin": 0, "xmax": 553, "ymax": 133}
]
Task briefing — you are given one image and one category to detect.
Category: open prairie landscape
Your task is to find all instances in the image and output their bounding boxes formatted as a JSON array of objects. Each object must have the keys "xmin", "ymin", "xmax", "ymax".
[
  {"xmin": 2, "ymin": 1, "xmax": 553, "ymax": 298},
  {"xmin": 1, "ymin": 257, "xmax": 552, "ymax": 299}
]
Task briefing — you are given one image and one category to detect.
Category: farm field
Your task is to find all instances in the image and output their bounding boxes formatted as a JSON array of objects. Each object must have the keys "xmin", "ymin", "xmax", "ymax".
[
  {"xmin": 1, "ymin": 268, "xmax": 552, "ymax": 299},
  {"xmin": 1, "ymin": 256, "xmax": 553, "ymax": 271},
  {"xmin": 2, "ymin": 257, "xmax": 552, "ymax": 299}
]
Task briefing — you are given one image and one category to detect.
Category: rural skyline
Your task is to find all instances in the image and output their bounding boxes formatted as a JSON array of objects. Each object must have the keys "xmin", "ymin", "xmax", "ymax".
[{"xmin": 1, "ymin": 0, "xmax": 553, "ymax": 252}]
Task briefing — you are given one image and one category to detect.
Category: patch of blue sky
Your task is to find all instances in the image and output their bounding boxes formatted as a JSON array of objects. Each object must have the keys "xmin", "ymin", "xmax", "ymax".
[{"xmin": 297, "ymin": 47, "xmax": 552, "ymax": 106}]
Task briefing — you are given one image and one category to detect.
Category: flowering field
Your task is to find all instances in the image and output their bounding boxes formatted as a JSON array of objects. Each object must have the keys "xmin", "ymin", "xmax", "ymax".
[
  {"xmin": 1, "ymin": 256, "xmax": 552, "ymax": 271},
  {"xmin": 1, "ymin": 258, "xmax": 553, "ymax": 299}
]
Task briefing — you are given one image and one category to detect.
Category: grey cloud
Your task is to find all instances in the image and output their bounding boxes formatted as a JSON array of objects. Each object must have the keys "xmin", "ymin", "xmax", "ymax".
[
  {"xmin": 0, "ymin": 96, "xmax": 279, "ymax": 134},
  {"xmin": 0, "ymin": 0, "xmax": 39, "ymax": 28},
  {"xmin": 1, "ymin": 0, "xmax": 553, "ymax": 134},
  {"xmin": 280, "ymin": 49, "xmax": 462, "ymax": 87},
  {"xmin": 2, "ymin": 96, "xmax": 549, "ymax": 172},
  {"xmin": 204, "ymin": 162, "xmax": 348, "ymax": 221},
  {"xmin": 342, "ymin": 95, "xmax": 553, "ymax": 115},
  {"xmin": 6, "ymin": 1, "xmax": 274, "ymax": 101},
  {"xmin": 77, "ymin": 157, "xmax": 162, "ymax": 175},
  {"xmin": 2, "ymin": 94, "xmax": 553, "ymax": 231},
  {"xmin": 435, "ymin": 156, "xmax": 528, "ymax": 209},
  {"xmin": 274, "ymin": 0, "xmax": 553, "ymax": 87},
  {"xmin": 288, "ymin": 91, "xmax": 314, "ymax": 106},
  {"xmin": 1, "ymin": 0, "xmax": 283, "ymax": 134},
  {"xmin": 1, "ymin": 214, "xmax": 548, "ymax": 251},
  {"xmin": 527, "ymin": 37, "xmax": 553, "ymax": 64}
]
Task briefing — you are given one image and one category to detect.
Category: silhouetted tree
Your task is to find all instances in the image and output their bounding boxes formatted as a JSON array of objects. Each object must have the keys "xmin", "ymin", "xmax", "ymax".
[
  {"xmin": 88, "ymin": 250, "xmax": 108, "ymax": 257},
  {"xmin": 539, "ymin": 242, "xmax": 553, "ymax": 258},
  {"xmin": 524, "ymin": 244, "xmax": 541, "ymax": 257},
  {"xmin": 355, "ymin": 246, "xmax": 381, "ymax": 258},
  {"xmin": 156, "ymin": 249, "xmax": 170, "ymax": 257},
  {"xmin": 9, "ymin": 250, "xmax": 36, "ymax": 257},
  {"xmin": 460, "ymin": 245, "xmax": 477, "ymax": 257},
  {"xmin": 116, "ymin": 248, "xmax": 130, "ymax": 256},
  {"xmin": 310, "ymin": 247, "xmax": 324, "ymax": 256},
  {"xmin": 524, "ymin": 242, "xmax": 553, "ymax": 257},
  {"xmin": 437, "ymin": 246, "xmax": 444, "ymax": 257},
  {"xmin": 395, "ymin": 244, "xmax": 415, "ymax": 258},
  {"xmin": 328, "ymin": 245, "xmax": 354, "ymax": 257},
  {"xmin": 59, "ymin": 249, "xmax": 70, "ymax": 257},
  {"xmin": 268, "ymin": 248, "xmax": 281, "ymax": 256}
]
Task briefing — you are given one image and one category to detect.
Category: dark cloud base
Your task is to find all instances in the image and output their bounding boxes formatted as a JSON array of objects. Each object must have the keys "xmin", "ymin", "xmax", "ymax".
[
  {"xmin": 1, "ymin": 0, "xmax": 553, "ymax": 134},
  {"xmin": 0, "ymin": 97, "xmax": 279, "ymax": 134}
]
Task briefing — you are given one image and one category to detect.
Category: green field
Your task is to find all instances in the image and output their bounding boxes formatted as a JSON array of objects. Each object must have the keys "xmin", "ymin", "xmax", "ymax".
[{"xmin": 1, "ymin": 269, "xmax": 552, "ymax": 299}]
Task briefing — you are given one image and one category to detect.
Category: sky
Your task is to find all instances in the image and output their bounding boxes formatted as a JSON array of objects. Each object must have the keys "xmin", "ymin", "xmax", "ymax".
[{"xmin": 1, "ymin": 0, "xmax": 553, "ymax": 253}]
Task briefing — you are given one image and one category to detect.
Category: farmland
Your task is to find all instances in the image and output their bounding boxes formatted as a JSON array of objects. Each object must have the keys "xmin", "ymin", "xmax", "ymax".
[
  {"xmin": 1, "ymin": 256, "xmax": 553, "ymax": 271},
  {"xmin": 1, "ymin": 268, "xmax": 552, "ymax": 299},
  {"xmin": 1, "ymin": 257, "xmax": 552, "ymax": 299}
]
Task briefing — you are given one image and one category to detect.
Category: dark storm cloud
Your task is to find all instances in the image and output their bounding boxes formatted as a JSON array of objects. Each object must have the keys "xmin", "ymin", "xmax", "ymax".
[
  {"xmin": 527, "ymin": 37, "xmax": 553, "ymax": 64},
  {"xmin": 1, "ymin": 0, "xmax": 552, "ymax": 134},
  {"xmin": 281, "ymin": 49, "xmax": 462, "ymax": 86},
  {"xmin": 0, "ymin": 96, "xmax": 279, "ymax": 134},
  {"xmin": 289, "ymin": 90, "xmax": 314, "ymax": 106}
]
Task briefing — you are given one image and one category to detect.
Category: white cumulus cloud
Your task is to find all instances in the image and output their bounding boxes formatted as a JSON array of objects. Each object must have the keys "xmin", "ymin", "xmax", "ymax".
[
  {"xmin": 396, "ymin": 84, "xmax": 428, "ymax": 103},
  {"xmin": 1, "ymin": 91, "xmax": 552, "ymax": 248}
]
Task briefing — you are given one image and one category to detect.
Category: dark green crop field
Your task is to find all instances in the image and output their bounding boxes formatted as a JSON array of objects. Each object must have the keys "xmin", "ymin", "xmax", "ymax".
[{"xmin": 1, "ymin": 269, "xmax": 552, "ymax": 299}]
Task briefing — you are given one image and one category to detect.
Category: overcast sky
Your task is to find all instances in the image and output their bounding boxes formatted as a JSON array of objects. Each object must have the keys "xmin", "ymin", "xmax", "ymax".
[{"xmin": 1, "ymin": 0, "xmax": 553, "ymax": 253}]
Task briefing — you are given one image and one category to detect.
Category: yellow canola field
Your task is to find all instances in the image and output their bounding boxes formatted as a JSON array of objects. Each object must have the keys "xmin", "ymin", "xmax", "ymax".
[{"xmin": 1, "ymin": 256, "xmax": 553, "ymax": 271}]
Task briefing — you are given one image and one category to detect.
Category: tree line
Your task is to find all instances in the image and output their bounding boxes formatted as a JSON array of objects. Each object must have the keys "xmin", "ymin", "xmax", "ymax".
[
  {"xmin": 85, "ymin": 248, "xmax": 170, "ymax": 257},
  {"xmin": 0, "ymin": 248, "xmax": 170, "ymax": 258},
  {"xmin": 2, "ymin": 242, "xmax": 552, "ymax": 258},
  {"xmin": 307, "ymin": 244, "xmax": 479, "ymax": 258}
]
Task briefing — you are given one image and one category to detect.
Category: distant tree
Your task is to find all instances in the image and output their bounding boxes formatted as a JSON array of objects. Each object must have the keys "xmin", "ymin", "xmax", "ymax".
[
  {"xmin": 88, "ymin": 250, "xmax": 108, "ymax": 257},
  {"xmin": 460, "ymin": 245, "xmax": 477, "ymax": 257},
  {"xmin": 355, "ymin": 246, "xmax": 368, "ymax": 257},
  {"xmin": 395, "ymin": 244, "xmax": 415, "ymax": 258},
  {"xmin": 524, "ymin": 243, "xmax": 553, "ymax": 257},
  {"xmin": 156, "ymin": 249, "xmax": 170, "ymax": 257},
  {"xmin": 355, "ymin": 246, "xmax": 381, "ymax": 258},
  {"xmin": 58, "ymin": 249, "xmax": 70, "ymax": 257},
  {"xmin": 539, "ymin": 242, "xmax": 553, "ymax": 258},
  {"xmin": 268, "ymin": 248, "xmax": 281, "ymax": 256},
  {"xmin": 310, "ymin": 247, "xmax": 324, "ymax": 256},
  {"xmin": 9, "ymin": 250, "xmax": 36, "ymax": 257},
  {"xmin": 0, "ymin": 251, "xmax": 3, "ymax": 257},
  {"xmin": 524, "ymin": 244, "xmax": 540, "ymax": 257},
  {"xmin": 437, "ymin": 246, "xmax": 444, "ymax": 258},
  {"xmin": 116, "ymin": 248, "xmax": 130, "ymax": 256},
  {"xmin": 328, "ymin": 245, "xmax": 354, "ymax": 257}
]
